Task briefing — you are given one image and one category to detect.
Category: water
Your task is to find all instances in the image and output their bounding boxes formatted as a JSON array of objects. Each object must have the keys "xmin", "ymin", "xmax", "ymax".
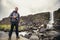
[
  {"xmin": 0, "ymin": 31, "xmax": 29, "ymax": 40},
  {"xmin": 0, "ymin": 31, "xmax": 27, "ymax": 38},
  {"xmin": 19, "ymin": 31, "xmax": 28, "ymax": 36},
  {"xmin": 0, "ymin": 31, "xmax": 8, "ymax": 38},
  {"xmin": 47, "ymin": 11, "xmax": 54, "ymax": 29}
]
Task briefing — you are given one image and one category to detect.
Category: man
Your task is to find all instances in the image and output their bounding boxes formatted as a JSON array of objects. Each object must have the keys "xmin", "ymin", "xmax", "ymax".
[{"xmin": 8, "ymin": 7, "xmax": 20, "ymax": 40}]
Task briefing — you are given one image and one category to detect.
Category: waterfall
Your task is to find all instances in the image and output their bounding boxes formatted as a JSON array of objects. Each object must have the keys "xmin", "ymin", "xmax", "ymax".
[
  {"xmin": 47, "ymin": 11, "xmax": 54, "ymax": 29},
  {"xmin": 50, "ymin": 11, "xmax": 54, "ymax": 23}
]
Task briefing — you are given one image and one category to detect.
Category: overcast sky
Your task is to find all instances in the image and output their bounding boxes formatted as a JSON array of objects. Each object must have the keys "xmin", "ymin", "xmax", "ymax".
[{"xmin": 0, "ymin": 0, "xmax": 60, "ymax": 20}]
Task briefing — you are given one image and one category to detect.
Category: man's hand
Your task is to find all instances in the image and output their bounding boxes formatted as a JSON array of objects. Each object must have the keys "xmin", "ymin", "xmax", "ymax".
[{"xmin": 13, "ymin": 16, "xmax": 17, "ymax": 18}]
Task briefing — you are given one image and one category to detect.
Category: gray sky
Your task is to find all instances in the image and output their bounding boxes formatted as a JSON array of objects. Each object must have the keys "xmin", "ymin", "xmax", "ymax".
[{"xmin": 0, "ymin": 0, "xmax": 60, "ymax": 20}]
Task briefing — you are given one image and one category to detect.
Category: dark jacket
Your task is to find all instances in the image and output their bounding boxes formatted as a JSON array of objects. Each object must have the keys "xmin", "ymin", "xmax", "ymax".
[{"xmin": 9, "ymin": 11, "xmax": 20, "ymax": 23}]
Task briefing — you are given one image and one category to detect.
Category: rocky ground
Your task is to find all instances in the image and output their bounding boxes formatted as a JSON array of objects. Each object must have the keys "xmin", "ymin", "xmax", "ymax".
[
  {"xmin": 0, "ymin": 27, "xmax": 60, "ymax": 40},
  {"xmin": 0, "ymin": 31, "xmax": 29, "ymax": 40}
]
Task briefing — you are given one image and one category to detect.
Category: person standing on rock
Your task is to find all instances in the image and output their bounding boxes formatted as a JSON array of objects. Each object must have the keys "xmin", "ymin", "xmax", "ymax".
[{"xmin": 8, "ymin": 7, "xmax": 20, "ymax": 40}]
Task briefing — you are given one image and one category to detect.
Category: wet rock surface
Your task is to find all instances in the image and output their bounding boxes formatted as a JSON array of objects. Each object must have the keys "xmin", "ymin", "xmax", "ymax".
[
  {"xmin": 0, "ymin": 26, "xmax": 60, "ymax": 40},
  {"xmin": 0, "ymin": 31, "xmax": 29, "ymax": 40}
]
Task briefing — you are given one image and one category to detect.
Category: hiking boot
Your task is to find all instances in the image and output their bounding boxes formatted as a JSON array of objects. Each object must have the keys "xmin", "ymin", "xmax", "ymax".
[
  {"xmin": 8, "ymin": 37, "xmax": 11, "ymax": 40},
  {"xmin": 16, "ymin": 36, "xmax": 20, "ymax": 39}
]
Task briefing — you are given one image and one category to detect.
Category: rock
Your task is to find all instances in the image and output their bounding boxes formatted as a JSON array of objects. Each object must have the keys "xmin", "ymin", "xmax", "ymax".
[
  {"xmin": 24, "ymin": 32, "xmax": 32, "ymax": 39},
  {"xmin": 30, "ymin": 34, "xmax": 39, "ymax": 40}
]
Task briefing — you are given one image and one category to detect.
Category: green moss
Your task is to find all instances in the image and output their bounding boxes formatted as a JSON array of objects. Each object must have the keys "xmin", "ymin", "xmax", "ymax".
[{"xmin": 0, "ymin": 25, "xmax": 25, "ymax": 31}]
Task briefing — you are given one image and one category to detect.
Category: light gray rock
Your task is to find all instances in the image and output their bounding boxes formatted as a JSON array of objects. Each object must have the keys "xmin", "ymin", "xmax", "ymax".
[{"xmin": 30, "ymin": 34, "xmax": 39, "ymax": 40}]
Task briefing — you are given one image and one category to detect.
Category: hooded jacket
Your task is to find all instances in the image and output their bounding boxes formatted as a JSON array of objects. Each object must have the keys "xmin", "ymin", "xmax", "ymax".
[{"xmin": 9, "ymin": 11, "xmax": 20, "ymax": 23}]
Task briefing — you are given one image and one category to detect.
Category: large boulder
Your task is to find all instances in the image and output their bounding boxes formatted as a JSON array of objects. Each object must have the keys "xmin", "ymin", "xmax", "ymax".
[{"xmin": 29, "ymin": 34, "xmax": 39, "ymax": 40}]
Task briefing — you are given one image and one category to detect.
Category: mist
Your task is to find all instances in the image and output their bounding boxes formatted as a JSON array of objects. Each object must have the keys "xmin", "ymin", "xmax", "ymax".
[{"xmin": 0, "ymin": 0, "xmax": 60, "ymax": 20}]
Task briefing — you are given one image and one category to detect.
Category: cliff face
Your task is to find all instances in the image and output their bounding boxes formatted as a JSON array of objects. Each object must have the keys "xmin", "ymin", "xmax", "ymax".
[
  {"xmin": 54, "ymin": 8, "xmax": 60, "ymax": 23},
  {"xmin": 0, "ymin": 17, "xmax": 10, "ymax": 25},
  {"xmin": 0, "ymin": 12, "xmax": 50, "ymax": 26},
  {"xmin": 0, "ymin": 8, "xmax": 60, "ymax": 25},
  {"xmin": 54, "ymin": 8, "xmax": 60, "ymax": 20},
  {"xmin": 54, "ymin": 8, "xmax": 60, "ymax": 30}
]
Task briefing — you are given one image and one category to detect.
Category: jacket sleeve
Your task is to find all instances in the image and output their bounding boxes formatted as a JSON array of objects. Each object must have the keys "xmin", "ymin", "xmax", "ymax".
[{"xmin": 18, "ymin": 13, "xmax": 20, "ymax": 22}]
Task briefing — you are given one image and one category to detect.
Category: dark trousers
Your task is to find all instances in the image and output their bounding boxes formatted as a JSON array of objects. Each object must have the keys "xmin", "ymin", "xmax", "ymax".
[{"xmin": 9, "ymin": 22, "xmax": 19, "ymax": 38}]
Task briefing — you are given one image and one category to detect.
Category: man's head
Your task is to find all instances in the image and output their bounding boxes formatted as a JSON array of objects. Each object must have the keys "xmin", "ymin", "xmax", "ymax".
[{"xmin": 15, "ymin": 7, "xmax": 18, "ymax": 12}]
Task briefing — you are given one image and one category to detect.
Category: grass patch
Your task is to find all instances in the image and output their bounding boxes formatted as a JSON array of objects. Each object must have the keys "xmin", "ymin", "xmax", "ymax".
[{"xmin": 0, "ymin": 25, "xmax": 26, "ymax": 31}]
